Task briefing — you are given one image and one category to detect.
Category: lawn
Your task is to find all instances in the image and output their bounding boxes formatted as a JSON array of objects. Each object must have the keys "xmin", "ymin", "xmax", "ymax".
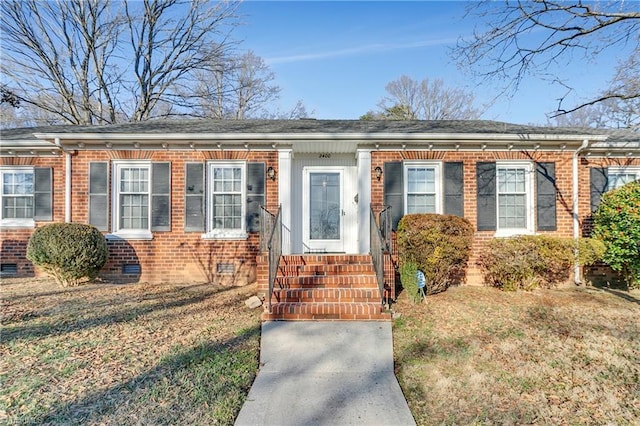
[
  {"xmin": 2, "ymin": 278, "xmax": 639, "ymax": 425},
  {"xmin": 393, "ymin": 285, "xmax": 640, "ymax": 425},
  {"xmin": 0, "ymin": 278, "xmax": 261, "ymax": 425}
]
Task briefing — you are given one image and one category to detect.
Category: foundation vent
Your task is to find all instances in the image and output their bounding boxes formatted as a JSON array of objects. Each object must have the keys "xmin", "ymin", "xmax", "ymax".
[
  {"xmin": 0, "ymin": 263, "xmax": 18, "ymax": 276},
  {"xmin": 122, "ymin": 264, "xmax": 141, "ymax": 275},
  {"xmin": 216, "ymin": 263, "xmax": 235, "ymax": 274}
]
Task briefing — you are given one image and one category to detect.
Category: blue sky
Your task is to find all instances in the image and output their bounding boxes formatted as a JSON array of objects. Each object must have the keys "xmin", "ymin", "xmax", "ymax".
[{"xmin": 234, "ymin": 1, "xmax": 629, "ymax": 125}]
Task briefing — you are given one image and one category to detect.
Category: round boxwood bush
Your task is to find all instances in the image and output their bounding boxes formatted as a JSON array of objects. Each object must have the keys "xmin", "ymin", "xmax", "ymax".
[
  {"xmin": 592, "ymin": 180, "xmax": 640, "ymax": 290},
  {"xmin": 27, "ymin": 223, "xmax": 108, "ymax": 287},
  {"xmin": 398, "ymin": 214, "xmax": 474, "ymax": 299}
]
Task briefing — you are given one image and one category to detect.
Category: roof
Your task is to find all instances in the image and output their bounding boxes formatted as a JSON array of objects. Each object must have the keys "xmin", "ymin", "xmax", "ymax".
[
  {"xmin": 0, "ymin": 118, "xmax": 616, "ymax": 136},
  {"xmin": 1, "ymin": 119, "xmax": 638, "ymax": 155}
]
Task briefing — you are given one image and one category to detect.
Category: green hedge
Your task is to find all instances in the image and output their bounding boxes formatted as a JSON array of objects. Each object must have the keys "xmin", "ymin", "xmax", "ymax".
[
  {"xmin": 592, "ymin": 180, "xmax": 640, "ymax": 290},
  {"xmin": 478, "ymin": 235, "xmax": 604, "ymax": 291},
  {"xmin": 27, "ymin": 223, "xmax": 108, "ymax": 287},
  {"xmin": 397, "ymin": 214, "xmax": 474, "ymax": 299}
]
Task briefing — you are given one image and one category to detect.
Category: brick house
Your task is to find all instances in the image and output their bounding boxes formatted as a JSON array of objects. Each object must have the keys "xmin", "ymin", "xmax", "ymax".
[{"xmin": 1, "ymin": 120, "xmax": 639, "ymax": 319}]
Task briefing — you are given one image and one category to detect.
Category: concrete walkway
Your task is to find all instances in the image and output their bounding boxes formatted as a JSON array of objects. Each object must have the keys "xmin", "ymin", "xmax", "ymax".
[{"xmin": 235, "ymin": 321, "xmax": 416, "ymax": 426}]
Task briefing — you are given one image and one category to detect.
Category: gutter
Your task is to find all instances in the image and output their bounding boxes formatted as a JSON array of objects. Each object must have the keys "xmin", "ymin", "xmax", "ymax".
[
  {"xmin": 573, "ymin": 138, "xmax": 590, "ymax": 284},
  {"xmin": 55, "ymin": 137, "xmax": 72, "ymax": 223}
]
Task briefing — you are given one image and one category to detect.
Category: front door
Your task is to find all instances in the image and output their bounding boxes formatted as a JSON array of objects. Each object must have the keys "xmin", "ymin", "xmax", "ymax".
[{"xmin": 303, "ymin": 167, "xmax": 345, "ymax": 252}]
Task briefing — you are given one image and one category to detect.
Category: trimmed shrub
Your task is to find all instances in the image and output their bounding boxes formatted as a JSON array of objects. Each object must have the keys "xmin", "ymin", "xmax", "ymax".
[
  {"xmin": 27, "ymin": 223, "xmax": 108, "ymax": 287},
  {"xmin": 478, "ymin": 235, "xmax": 603, "ymax": 291},
  {"xmin": 577, "ymin": 238, "xmax": 606, "ymax": 267},
  {"xmin": 397, "ymin": 214, "xmax": 474, "ymax": 298},
  {"xmin": 592, "ymin": 180, "xmax": 640, "ymax": 290},
  {"xmin": 399, "ymin": 261, "xmax": 421, "ymax": 304}
]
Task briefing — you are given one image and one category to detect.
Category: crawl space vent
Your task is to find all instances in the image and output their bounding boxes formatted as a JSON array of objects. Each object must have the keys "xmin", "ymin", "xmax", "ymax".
[
  {"xmin": 1, "ymin": 263, "xmax": 18, "ymax": 276},
  {"xmin": 122, "ymin": 264, "xmax": 141, "ymax": 274},
  {"xmin": 216, "ymin": 263, "xmax": 235, "ymax": 274}
]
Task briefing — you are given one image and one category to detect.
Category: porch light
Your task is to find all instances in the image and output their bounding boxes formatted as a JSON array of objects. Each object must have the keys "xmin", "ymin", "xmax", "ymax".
[
  {"xmin": 267, "ymin": 166, "xmax": 277, "ymax": 181},
  {"xmin": 374, "ymin": 166, "xmax": 383, "ymax": 181}
]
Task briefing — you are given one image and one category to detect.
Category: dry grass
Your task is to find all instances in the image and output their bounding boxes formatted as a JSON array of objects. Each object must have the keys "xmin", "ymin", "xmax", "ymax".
[
  {"xmin": 393, "ymin": 285, "xmax": 640, "ymax": 425},
  {"xmin": 0, "ymin": 278, "xmax": 261, "ymax": 425}
]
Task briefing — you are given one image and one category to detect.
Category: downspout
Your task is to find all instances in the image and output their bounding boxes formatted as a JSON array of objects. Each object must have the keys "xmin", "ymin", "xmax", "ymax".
[
  {"xmin": 573, "ymin": 139, "xmax": 590, "ymax": 284},
  {"xmin": 54, "ymin": 138, "xmax": 72, "ymax": 223}
]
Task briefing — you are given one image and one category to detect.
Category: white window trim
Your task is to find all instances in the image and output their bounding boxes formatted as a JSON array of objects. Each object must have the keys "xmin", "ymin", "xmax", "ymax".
[
  {"xmin": 109, "ymin": 160, "xmax": 153, "ymax": 240},
  {"xmin": 0, "ymin": 167, "xmax": 36, "ymax": 229},
  {"xmin": 202, "ymin": 161, "xmax": 248, "ymax": 240},
  {"xmin": 607, "ymin": 166, "xmax": 640, "ymax": 190},
  {"xmin": 495, "ymin": 161, "xmax": 535, "ymax": 238},
  {"xmin": 403, "ymin": 161, "xmax": 443, "ymax": 215}
]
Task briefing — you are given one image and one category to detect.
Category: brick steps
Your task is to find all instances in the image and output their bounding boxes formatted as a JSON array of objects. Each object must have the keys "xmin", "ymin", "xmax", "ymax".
[
  {"xmin": 260, "ymin": 254, "xmax": 390, "ymax": 321},
  {"xmin": 275, "ymin": 275, "xmax": 378, "ymax": 288},
  {"xmin": 262, "ymin": 302, "xmax": 388, "ymax": 321},
  {"xmin": 272, "ymin": 288, "xmax": 378, "ymax": 303}
]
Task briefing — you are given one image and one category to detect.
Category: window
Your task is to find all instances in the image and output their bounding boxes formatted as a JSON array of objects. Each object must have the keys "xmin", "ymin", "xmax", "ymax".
[
  {"xmin": 496, "ymin": 162, "xmax": 534, "ymax": 234},
  {"xmin": 206, "ymin": 162, "xmax": 246, "ymax": 238},
  {"xmin": 404, "ymin": 162, "xmax": 442, "ymax": 214},
  {"xmin": 608, "ymin": 166, "xmax": 640, "ymax": 190},
  {"xmin": 112, "ymin": 161, "xmax": 152, "ymax": 238},
  {"xmin": 1, "ymin": 168, "xmax": 34, "ymax": 221}
]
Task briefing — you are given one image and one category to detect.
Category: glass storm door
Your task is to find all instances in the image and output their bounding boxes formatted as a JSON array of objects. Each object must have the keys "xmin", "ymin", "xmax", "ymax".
[{"xmin": 303, "ymin": 168, "xmax": 344, "ymax": 252}]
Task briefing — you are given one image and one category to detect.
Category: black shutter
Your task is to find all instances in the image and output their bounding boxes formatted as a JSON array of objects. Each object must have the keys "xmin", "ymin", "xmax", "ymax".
[
  {"xmin": 536, "ymin": 162, "xmax": 557, "ymax": 231},
  {"xmin": 590, "ymin": 167, "xmax": 608, "ymax": 213},
  {"xmin": 88, "ymin": 162, "xmax": 109, "ymax": 230},
  {"xmin": 444, "ymin": 162, "xmax": 464, "ymax": 217},
  {"xmin": 151, "ymin": 162, "xmax": 170, "ymax": 231},
  {"xmin": 185, "ymin": 163, "xmax": 204, "ymax": 232},
  {"xmin": 383, "ymin": 161, "xmax": 404, "ymax": 230},
  {"xmin": 33, "ymin": 167, "xmax": 52, "ymax": 221},
  {"xmin": 476, "ymin": 162, "xmax": 496, "ymax": 231},
  {"xmin": 246, "ymin": 162, "xmax": 265, "ymax": 233}
]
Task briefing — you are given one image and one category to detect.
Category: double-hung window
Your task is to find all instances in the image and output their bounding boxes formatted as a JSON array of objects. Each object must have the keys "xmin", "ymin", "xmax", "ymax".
[
  {"xmin": 207, "ymin": 162, "xmax": 246, "ymax": 238},
  {"xmin": 496, "ymin": 162, "xmax": 534, "ymax": 235},
  {"xmin": 1, "ymin": 168, "xmax": 34, "ymax": 224},
  {"xmin": 608, "ymin": 166, "xmax": 640, "ymax": 190},
  {"xmin": 404, "ymin": 162, "xmax": 442, "ymax": 214},
  {"xmin": 113, "ymin": 161, "xmax": 152, "ymax": 238}
]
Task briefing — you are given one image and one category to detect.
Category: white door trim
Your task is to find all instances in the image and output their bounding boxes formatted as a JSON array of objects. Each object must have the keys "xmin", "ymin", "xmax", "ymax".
[{"xmin": 302, "ymin": 167, "xmax": 345, "ymax": 252}]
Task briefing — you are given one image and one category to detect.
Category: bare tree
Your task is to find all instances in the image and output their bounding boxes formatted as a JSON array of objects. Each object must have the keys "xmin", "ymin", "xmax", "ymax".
[
  {"xmin": 455, "ymin": 1, "xmax": 640, "ymax": 119},
  {"xmin": 0, "ymin": 0, "xmax": 239, "ymax": 125},
  {"xmin": 123, "ymin": 0, "xmax": 238, "ymax": 121},
  {"xmin": 1, "ymin": 0, "xmax": 122, "ymax": 125},
  {"xmin": 547, "ymin": 48, "xmax": 640, "ymax": 130},
  {"xmin": 189, "ymin": 50, "xmax": 308, "ymax": 119},
  {"xmin": 362, "ymin": 75, "xmax": 483, "ymax": 120}
]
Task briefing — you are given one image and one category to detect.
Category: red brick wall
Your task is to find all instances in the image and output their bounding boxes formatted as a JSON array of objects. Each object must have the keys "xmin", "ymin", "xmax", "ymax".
[
  {"xmin": 0, "ymin": 156, "xmax": 66, "ymax": 277},
  {"xmin": 71, "ymin": 150, "xmax": 279, "ymax": 284},
  {"xmin": 371, "ymin": 149, "xmax": 576, "ymax": 286}
]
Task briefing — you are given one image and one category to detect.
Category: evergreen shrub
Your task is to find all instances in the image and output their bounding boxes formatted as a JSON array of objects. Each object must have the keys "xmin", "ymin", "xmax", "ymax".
[
  {"xmin": 397, "ymin": 214, "xmax": 474, "ymax": 299},
  {"xmin": 592, "ymin": 180, "xmax": 640, "ymax": 289},
  {"xmin": 27, "ymin": 223, "xmax": 108, "ymax": 287},
  {"xmin": 478, "ymin": 235, "xmax": 604, "ymax": 291}
]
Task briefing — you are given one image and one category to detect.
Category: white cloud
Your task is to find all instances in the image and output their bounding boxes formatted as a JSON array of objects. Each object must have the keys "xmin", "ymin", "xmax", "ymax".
[{"xmin": 266, "ymin": 37, "xmax": 457, "ymax": 65}]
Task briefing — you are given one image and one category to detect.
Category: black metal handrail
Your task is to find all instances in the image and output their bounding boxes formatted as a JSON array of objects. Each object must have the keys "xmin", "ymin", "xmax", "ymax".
[
  {"xmin": 370, "ymin": 204, "xmax": 390, "ymax": 306},
  {"xmin": 378, "ymin": 205, "xmax": 392, "ymax": 253},
  {"xmin": 265, "ymin": 205, "xmax": 282, "ymax": 312},
  {"xmin": 260, "ymin": 206, "xmax": 276, "ymax": 253}
]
